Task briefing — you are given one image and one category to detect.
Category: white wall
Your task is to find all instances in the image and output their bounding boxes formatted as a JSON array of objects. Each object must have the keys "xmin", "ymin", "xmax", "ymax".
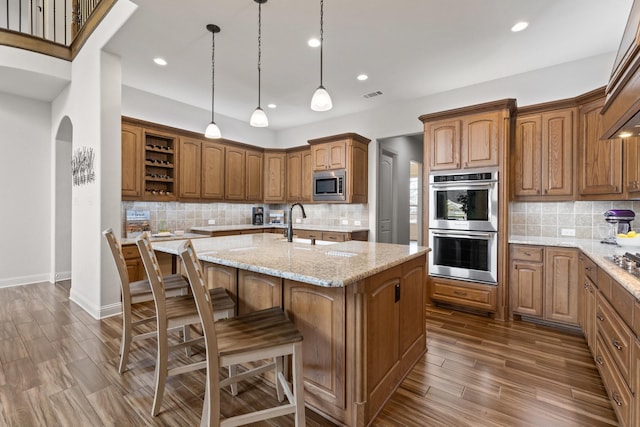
[
  {"xmin": 122, "ymin": 86, "xmax": 278, "ymax": 148},
  {"xmin": 0, "ymin": 92, "xmax": 52, "ymax": 287}
]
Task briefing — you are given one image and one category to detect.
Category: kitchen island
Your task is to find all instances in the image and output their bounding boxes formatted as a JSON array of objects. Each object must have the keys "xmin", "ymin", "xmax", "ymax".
[{"xmin": 153, "ymin": 233, "xmax": 429, "ymax": 426}]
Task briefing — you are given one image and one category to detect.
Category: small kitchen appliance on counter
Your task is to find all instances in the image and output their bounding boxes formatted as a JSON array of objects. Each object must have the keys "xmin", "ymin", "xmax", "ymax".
[
  {"xmin": 252, "ymin": 207, "xmax": 264, "ymax": 225},
  {"xmin": 602, "ymin": 209, "xmax": 635, "ymax": 244}
]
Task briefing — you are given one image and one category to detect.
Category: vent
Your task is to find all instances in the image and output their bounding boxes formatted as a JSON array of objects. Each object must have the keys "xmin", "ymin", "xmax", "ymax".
[{"xmin": 363, "ymin": 90, "xmax": 383, "ymax": 99}]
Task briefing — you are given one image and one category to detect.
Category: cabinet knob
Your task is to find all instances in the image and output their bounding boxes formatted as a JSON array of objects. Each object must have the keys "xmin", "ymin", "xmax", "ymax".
[
  {"xmin": 596, "ymin": 312, "xmax": 605, "ymax": 322},
  {"xmin": 595, "ymin": 355, "xmax": 604, "ymax": 365},
  {"xmin": 612, "ymin": 392, "xmax": 623, "ymax": 407},
  {"xmin": 611, "ymin": 338, "xmax": 622, "ymax": 351}
]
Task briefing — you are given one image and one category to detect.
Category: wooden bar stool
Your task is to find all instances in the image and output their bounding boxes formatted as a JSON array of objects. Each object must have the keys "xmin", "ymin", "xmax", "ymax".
[
  {"xmin": 136, "ymin": 233, "xmax": 236, "ymax": 417},
  {"xmin": 178, "ymin": 239, "xmax": 306, "ymax": 427},
  {"xmin": 103, "ymin": 228, "xmax": 192, "ymax": 373}
]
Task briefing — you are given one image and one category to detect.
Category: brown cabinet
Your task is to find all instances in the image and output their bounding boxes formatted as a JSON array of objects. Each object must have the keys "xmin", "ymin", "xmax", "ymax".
[
  {"xmin": 178, "ymin": 137, "xmax": 225, "ymax": 201},
  {"xmin": 201, "ymin": 141, "xmax": 225, "ymax": 200},
  {"xmin": 237, "ymin": 270, "xmax": 282, "ymax": 315},
  {"xmin": 121, "ymin": 122, "xmax": 143, "ymax": 199},
  {"xmin": 122, "ymin": 244, "xmax": 143, "ymax": 282},
  {"xmin": 509, "ymin": 245, "xmax": 579, "ymax": 326},
  {"xmin": 625, "ymin": 136, "xmax": 640, "ymax": 195},
  {"xmin": 579, "ymin": 255, "xmax": 598, "ymax": 350},
  {"xmin": 424, "ymin": 110, "xmax": 503, "ymax": 171},
  {"xmin": 178, "ymin": 137, "xmax": 202, "ymax": 199},
  {"xmin": 141, "ymin": 128, "xmax": 178, "ymax": 201},
  {"xmin": 245, "ymin": 149, "xmax": 263, "ymax": 202},
  {"xmin": 308, "ymin": 133, "xmax": 370, "ymax": 204},
  {"xmin": 293, "ymin": 229, "xmax": 368, "ymax": 242},
  {"xmin": 224, "ymin": 146, "xmax": 246, "ymax": 200},
  {"xmin": 577, "ymin": 94, "xmax": 624, "ymax": 199},
  {"xmin": 310, "ymin": 140, "xmax": 346, "ymax": 170},
  {"xmin": 544, "ymin": 247, "xmax": 579, "ymax": 325},
  {"xmin": 429, "ymin": 277, "xmax": 497, "ymax": 312},
  {"xmin": 263, "ymin": 150, "xmax": 286, "ymax": 203},
  {"xmin": 510, "ymin": 245, "xmax": 544, "ymax": 317},
  {"xmin": 512, "ymin": 108, "xmax": 575, "ymax": 200},
  {"xmin": 286, "ymin": 148, "xmax": 312, "ymax": 202}
]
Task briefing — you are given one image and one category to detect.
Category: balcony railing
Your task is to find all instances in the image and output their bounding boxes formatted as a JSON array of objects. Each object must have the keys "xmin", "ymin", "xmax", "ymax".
[{"xmin": 0, "ymin": 0, "xmax": 114, "ymax": 60}]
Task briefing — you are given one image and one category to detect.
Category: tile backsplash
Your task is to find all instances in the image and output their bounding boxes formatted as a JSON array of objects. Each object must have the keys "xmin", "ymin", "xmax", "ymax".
[
  {"xmin": 510, "ymin": 201, "xmax": 640, "ymax": 240},
  {"xmin": 120, "ymin": 201, "xmax": 368, "ymax": 236}
]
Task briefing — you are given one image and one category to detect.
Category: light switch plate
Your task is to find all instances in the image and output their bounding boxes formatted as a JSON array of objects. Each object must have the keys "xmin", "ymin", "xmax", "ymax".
[
  {"xmin": 354, "ymin": 220, "xmax": 361, "ymax": 226},
  {"xmin": 560, "ymin": 228, "xmax": 575, "ymax": 236},
  {"xmin": 208, "ymin": 219, "xmax": 216, "ymax": 225},
  {"xmin": 341, "ymin": 219, "xmax": 348, "ymax": 225}
]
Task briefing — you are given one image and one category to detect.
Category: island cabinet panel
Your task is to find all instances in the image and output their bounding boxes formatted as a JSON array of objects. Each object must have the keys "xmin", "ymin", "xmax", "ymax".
[
  {"xmin": 202, "ymin": 262, "xmax": 237, "ymax": 309},
  {"xmin": 358, "ymin": 255, "xmax": 427, "ymax": 424},
  {"xmin": 283, "ymin": 281, "xmax": 346, "ymax": 410},
  {"xmin": 121, "ymin": 123, "xmax": 143, "ymax": 199},
  {"xmin": 544, "ymin": 248, "xmax": 579, "ymax": 325},
  {"xmin": 201, "ymin": 141, "xmax": 225, "ymax": 200},
  {"xmin": 237, "ymin": 270, "xmax": 282, "ymax": 315},
  {"xmin": 577, "ymin": 96, "xmax": 624, "ymax": 199}
]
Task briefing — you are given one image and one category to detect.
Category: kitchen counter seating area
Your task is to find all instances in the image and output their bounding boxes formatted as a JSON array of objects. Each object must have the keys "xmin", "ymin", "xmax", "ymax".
[{"xmin": 153, "ymin": 233, "xmax": 430, "ymax": 426}]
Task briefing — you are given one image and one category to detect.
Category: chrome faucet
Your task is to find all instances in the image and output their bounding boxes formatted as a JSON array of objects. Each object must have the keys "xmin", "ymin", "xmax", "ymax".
[{"xmin": 287, "ymin": 203, "xmax": 307, "ymax": 242}]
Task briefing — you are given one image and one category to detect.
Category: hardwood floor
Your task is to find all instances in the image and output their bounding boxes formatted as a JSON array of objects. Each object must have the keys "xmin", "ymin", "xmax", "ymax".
[{"xmin": 0, "ymin": 281, "xmax": 618, "ymax": 426}]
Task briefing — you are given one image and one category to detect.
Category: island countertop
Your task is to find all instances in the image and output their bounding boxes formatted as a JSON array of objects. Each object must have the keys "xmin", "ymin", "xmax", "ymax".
[{"xmin": 152, "ymin": 233, "xmax": 430, "ymax": 287}]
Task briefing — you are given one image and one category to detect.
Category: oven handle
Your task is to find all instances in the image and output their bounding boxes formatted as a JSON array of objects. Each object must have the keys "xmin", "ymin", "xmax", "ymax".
[
  {"xmin": 430, "ymin": 230, "xmax": 496, "ymax": 240},
  {"xmin": 430, "ymin": 181, "xmax": 497, "ymax": 189}
]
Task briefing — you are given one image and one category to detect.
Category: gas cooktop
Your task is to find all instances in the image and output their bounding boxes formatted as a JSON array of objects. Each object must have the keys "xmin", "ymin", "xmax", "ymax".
[{"xmin": 610, "ymin": 252, "xmax": 640, "ymax": 278}]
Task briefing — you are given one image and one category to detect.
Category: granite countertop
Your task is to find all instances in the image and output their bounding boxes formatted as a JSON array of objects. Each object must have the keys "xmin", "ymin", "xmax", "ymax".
[
  {"xmin": 153, "ymin": 233, "xmax": 429, "ymax": 288},
  {"xmin": 509, "ymin": 235, "xmax": 640, "ymax": 301},
  {"xmin": 190, "ymin": 224, "xmax": 370, "ymax": 234}
]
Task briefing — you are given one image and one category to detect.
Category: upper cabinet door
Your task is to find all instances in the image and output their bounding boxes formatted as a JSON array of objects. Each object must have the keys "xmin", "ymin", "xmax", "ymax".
[
  {"xmin": 461, "ymin": 111, "xmax": 501, "ymax": 169},
  {"xmin": 513, "ymin": 115, "xmax": 543, "ymax": 197},
  {"xmin": 542, "ymin": 110, "xmax": 574, "ymax": 197},
  {"xmin": 428, "ymin": 119, "xmax": 461, "ymax": 171},
  {"xmin": 245, "ymin": 149, "xmax": 264, "ymax": 202},
  {"xmin": 178, "ymin": 137, "xmax": 202, "ymax": 199},
  {"xmin": 578, "ymin": 97, "xmax": 623, "ymax": 198},
  {"xmin": 202, "ymin": 141, "xmax": 225, "ymax": 200},
  {"xmin": 121, "ymin": 123, "xmax": 143, "ymax": 199},
  {"xmin": 264, "ymin": 152, "xmax": 286, "ymax": 203},
  {"xmin": 225, "ymin": 147, "xmax": 246, "ymax": 200}
]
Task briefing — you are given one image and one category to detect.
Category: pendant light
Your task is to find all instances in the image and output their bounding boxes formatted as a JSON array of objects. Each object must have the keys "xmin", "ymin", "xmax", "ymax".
[
  {"xmin": 250, "ymin": 0, "xmax": 269, "ymax": 127},
  {"xmin": 205, "ymin": 24, "xmax": 222, "ymax": 138},
  {"xmin": 310, "ymin": 0, "xmax": 332, "ymax": 111}
]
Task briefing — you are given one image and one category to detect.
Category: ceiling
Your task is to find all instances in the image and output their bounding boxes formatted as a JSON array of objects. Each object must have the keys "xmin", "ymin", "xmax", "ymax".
[{"xmin": 40, "ymin": 1, "xmax": 640, "ymax": 130}]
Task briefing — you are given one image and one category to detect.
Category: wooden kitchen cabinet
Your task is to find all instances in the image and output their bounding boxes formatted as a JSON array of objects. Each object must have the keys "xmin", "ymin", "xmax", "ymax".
[
  {"xmin": 201, "ymin": 140, "xmax": 225, "ymax": 199},
  {"xmin": 121, "ymin": 122, "xmax": 143, "ymax": 199},
  {"xmin": 579, "ymin": 254, "xmax": 598, "ymax": 350},
  {"xmin": 202, "ymin": 263, "xmax": 237, "ymax": 310},
  {"xmin": 625, "ymin": 136, "xmax": 640, "ymax": 196},
  {"xmin": 310, "ymin": 139, "xmax": 346, "ymax": 170},
  {"xmin": 122, "ymin": 244, "xmax": 144, "ymax": 282},
  {"xmin": 237, "ymin": 270, "xmax": 282, "ymax": 315},
  {"xmin": 225, "ymin": 146, "xmax": 245, "ymax": 200},
  {"xmin": 263, "ymin": 150, "xmax": 286, "ymax": 203},
  {"xmin": 178, "ymin": 137, "xmax": 225, "ymax": 201},
  {"xmin": 423, "ymin": 110, "xmax": 503, "ymax": 171},
  {"xmin": 142, "ymin": 128, "xmax": 177, "ymax": 201},
  {"xmin": 245, "ymin": 148, "xmax": 263, "ymax": 202},
  {"xmin": 178, "ymin": 137, "xmax": 202, "ymax": 199},
  {"xmin": 544, "ymin": 247, "xmax": 579, "ymax": 325},
  {"xmin": 512, "ymin": 107, "xmax": 575, "ymax": 200},
  {"xmin": 510, "ymin": 245, "xmax": 544, "ymax": 317},
  {"xmin": 286, "ymin": 147, "xmax": 312, "ymax": 202},
  {"xmin": 577, "ymin": 92, "xmax": 624, "ymax": 199},
  {"xmin": 509, "ymin": 245, "xmax": 579, "ymax": 326},
  {"xmin": 308, "ymin": 133, "xmax": 370, "ymax": 204}
]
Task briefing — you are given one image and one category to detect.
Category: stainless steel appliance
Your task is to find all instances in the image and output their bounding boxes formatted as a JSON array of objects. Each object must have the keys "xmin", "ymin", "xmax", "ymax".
[
  {"xmin": 601, "ymin": 209, "xmax": 635, "ymax": 244},
  {"xmin": 313, "ymin": 169, "xmax": 346, "ymax": 202},
  {"xmin": 610, "ymin": 252, "xmax": 640, "ymax": 277},
  {"xmin": 252, "ymin": 207, "xmax": 264, "ymax": 225},
  {"xmin": 428, "ymin": 170, "xmax": 498, "ymax": 232},
  {"xmin": 428, "ymin": 229, "xmax": 498, "ymax": 284}
]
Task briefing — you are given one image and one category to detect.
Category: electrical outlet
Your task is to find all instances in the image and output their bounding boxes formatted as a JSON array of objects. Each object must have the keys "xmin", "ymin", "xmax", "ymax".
[
  {"xmin": 560, "ymin": 228, "xmax": 575, "ymax": 237},
  {"xmin": 296, "ymin": 218, "xmax": 301, "ymax": 223},
  {"xmin": 208, "ymin": 219, "xmax": 216, "ymax": 225},
  {"xmin": 341, "ymin": 219, "xmax": 349, "ymax": 225},
  {"xmin": 354, "ymin": 220, "xmax": 361, "ymax": 226}
]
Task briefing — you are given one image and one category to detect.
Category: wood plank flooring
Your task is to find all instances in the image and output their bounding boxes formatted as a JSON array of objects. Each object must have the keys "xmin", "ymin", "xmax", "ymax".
[{"xmin": 0, "ymin": 281, "xmax": 618, "ymax": 426}]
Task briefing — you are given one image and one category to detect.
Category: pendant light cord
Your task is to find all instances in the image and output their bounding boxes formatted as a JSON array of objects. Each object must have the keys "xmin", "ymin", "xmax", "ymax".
[
  {"xmin": 319, "ymin": 0, "xmax": 324, "ymax": 87},
  {"xmin": 211, "ymin": 29, "xmax": 216, "ymax": 122},
  {"xmin": 257, "ymin": 1, "xmax": 262, "ymax": 108}
]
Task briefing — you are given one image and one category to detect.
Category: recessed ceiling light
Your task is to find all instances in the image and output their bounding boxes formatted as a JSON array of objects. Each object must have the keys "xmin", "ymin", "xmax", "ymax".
[
  {"xmin": 153, "ymin": 57, "xmax": 168, "ymax": 66},
  {"xmin": 511, "ymin": 21, "xmax": 528, "ymax": 32},
  {"xmin": 357, "ymin": 74, "xmax": 368, "ymax": 81},
  {"xmin": 308, "ymin": 38, "xmax": 320, "ymax": 47},
  {"xmin": 267, "ymin": 103, "xmax": 277, "ymax": 109}
]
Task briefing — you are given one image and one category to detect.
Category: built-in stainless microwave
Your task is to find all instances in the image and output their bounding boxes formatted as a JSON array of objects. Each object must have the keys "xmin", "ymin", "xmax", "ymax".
[{"xmin": 313, "ymin": 169, "xmax": 346, "ymax": 201}]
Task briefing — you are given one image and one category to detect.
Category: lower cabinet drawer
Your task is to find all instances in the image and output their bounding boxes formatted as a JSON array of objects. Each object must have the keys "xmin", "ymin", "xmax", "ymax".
[
  {"xmin": 596, "ymin": 294, "xmax": 633, "ymax": 385},
  {"xmin": 321, "ymin": 231, "xmax": 347, "ymax": 242},
  {"xmin": 121, "ymin": 244, "xmax": 139, "ymax": 259},
  {"xmin": 430, "ymin": 279, "xmax": 497, "ymax": 312},
  {"xmin": 595, "ymin": 335, "xmax": 633, "ymax": 427}
]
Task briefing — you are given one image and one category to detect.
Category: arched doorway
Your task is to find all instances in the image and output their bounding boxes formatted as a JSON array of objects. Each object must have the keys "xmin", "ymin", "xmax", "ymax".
[{"xmin": 54, "ymin": 116, "xmax": 72, "ymax": 286}]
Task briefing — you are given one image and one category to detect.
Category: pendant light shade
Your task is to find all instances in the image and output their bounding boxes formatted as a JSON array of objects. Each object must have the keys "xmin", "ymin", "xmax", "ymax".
[
  {"xmin": 311, "ymin": 0, "xmax": 332, "ymax": 111},
  {"xmin": 205, "ymin": 24, "xmax": 222, "ymax": 139},
  {"xmin": 251, "ymin": 0, "xmax": 269, "ymax": 127}
]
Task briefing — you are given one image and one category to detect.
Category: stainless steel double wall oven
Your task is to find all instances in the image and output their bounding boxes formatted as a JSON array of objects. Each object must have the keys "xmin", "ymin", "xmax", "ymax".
[{"xmin": 428, "ymin": 169, "xmax": 499, "ymax": 284}]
